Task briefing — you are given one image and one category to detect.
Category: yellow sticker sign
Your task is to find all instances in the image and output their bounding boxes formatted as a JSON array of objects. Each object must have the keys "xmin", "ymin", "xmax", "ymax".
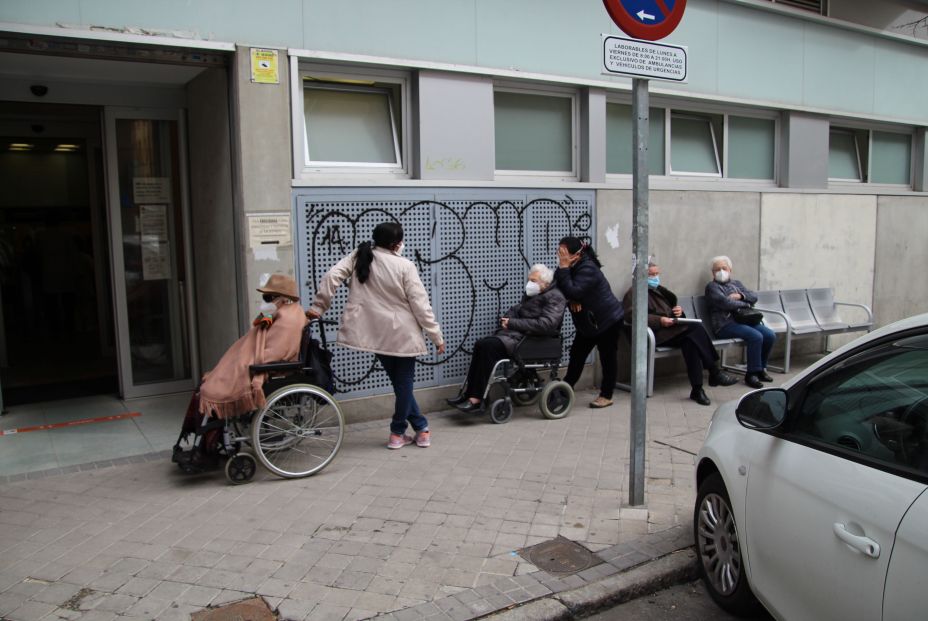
[{"xmin": 250, "ymin": 48, "xmax": 279, "ymax": 84}]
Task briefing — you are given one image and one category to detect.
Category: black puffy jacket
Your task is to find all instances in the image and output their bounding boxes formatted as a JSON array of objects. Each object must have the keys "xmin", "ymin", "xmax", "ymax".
[
  {"xmin": 554, "ymin": 256, "xmax": 624, "ymax": 337},
  {"xmin": 494, "ymin": 285, "xmax": 567, "ymax": 354}
]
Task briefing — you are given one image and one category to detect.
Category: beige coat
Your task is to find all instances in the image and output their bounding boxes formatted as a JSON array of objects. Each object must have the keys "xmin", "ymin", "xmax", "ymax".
[
  {"xmin": 198, "ymin": 301, "xmax": 307, "ymax": 419},
  {"xmin": 309, "ymin": 247, "xmax": 443, "ymax": 357}
]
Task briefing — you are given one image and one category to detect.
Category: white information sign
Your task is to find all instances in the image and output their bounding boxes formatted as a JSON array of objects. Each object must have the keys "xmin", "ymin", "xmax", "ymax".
[
  {"xmin": 248, "ymin": 213, "xmax": 292, "ymax": 249},
  {"xmin": 133, "ymin": 177, "xmax": 172, "ymax": 204},
  {"xmin": 602, "ymin": 35, "xmax": 687, "ymax": 83}
]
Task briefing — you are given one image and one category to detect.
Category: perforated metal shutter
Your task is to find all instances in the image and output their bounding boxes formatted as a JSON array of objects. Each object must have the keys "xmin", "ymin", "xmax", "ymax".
[{"xmin": 294, "ymin": 190, "xmax": 595, "ymax": 398}]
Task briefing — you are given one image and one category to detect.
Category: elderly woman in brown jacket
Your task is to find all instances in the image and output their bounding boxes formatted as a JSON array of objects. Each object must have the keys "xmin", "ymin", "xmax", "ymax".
[
  {"xmin": 622, "ymin": 261, "xmax": 737, "ymax": 406},
  {"xmin": 307, "ymin": 222, "xmax": 444, "ymax": 450}
]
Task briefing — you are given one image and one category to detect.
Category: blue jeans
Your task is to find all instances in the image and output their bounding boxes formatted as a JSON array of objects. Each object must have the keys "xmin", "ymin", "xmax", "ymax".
[
  {"xmin": 376, "ymin": 354, "xmax": 429, "ymax": 435},
  {"xmin": 717, "ymin": 322, "xmax": 776, "ymax": 373}
]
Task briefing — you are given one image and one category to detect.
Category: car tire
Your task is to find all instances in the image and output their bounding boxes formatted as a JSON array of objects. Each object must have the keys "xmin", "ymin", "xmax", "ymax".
[{"xmin": 694, "ymin": 472, "xmax": 764, "ymax": 617}]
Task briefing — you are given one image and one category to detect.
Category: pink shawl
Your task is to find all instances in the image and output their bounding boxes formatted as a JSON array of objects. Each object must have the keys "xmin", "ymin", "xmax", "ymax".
[{"xmin": 198, "ymin": 302, "xmax": 307, "ymax": 419}]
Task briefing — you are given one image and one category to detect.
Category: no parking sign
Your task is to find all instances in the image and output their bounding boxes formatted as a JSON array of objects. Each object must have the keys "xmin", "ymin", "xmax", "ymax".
[{"xmin": 602, "ymin": 0, "xmax": 687, "ymax": 41}]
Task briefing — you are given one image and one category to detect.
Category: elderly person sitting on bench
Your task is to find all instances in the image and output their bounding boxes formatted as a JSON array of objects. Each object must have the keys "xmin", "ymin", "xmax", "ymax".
[
  {"xmin": 448, "ymin": 264, "xmax": 567, "ymax": 413},
  {"xmin": 623, "ymin": 260, "xmax": 737, "ymax": 406}
]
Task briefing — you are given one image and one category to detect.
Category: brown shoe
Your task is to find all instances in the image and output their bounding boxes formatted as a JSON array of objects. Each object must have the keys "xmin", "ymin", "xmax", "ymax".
[{"xmin": 589, "ymin": 396, "xmax": 613, "ymax": 409}]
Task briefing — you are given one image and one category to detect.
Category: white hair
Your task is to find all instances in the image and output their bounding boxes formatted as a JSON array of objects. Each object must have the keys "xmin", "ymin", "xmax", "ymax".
[
  {"xmin": 529, "ymin": 263, "xmax": 554, "ymax": 286},
  {"xmin": 710, "ymin": 255, "xmax": 732, "ymax": 270}
]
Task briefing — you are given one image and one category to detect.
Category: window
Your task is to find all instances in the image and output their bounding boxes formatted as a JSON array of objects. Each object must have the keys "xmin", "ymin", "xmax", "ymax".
[
  {"xmin": 494, "ymin": 88, "xmax": 576, "ymax": 176},
  {"xmin": 829, "ymin": 125, "xmax": 912, "ymax": 185},
  {"xmin": 728, "ymin": 116, "xmax": 776, "ymax": 180},
  {"xmin": 298, "ymin": 66, "xmax": 408, "ymax": 176},
  {"xmin": 793, "ymin": 334, "xmax": 928, "ymax": 478},
  {"xmin": 606, "ymin": 103, "xmax": 664, "ymax": 175},
  {"xmin": 606, "ymin": 103, "xmax": 777, "ymax": 181},
  {"xmin": 871, "ymin": 131, "xmax": 912, "ymax": 185},
  {"xmin": 828, "ymin": 127, "xmax": 867, "ymax": 181},
  {"xmin": 670, "ymin": 111, "xmax": 723, "ymax": 176},
  {"xmin": 766, "ymin": 0, "xmax": 826, "ymax": 14}
]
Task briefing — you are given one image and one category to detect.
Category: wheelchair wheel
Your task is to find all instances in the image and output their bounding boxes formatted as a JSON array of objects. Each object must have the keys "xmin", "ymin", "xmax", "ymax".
[
  {"xmin": 225, "ymin": 452, "xmax": 257, "ymax": 485},
  {"xmin": 251, "ymin": 383, "xmax": 345, "ymax": 479},
  {"xmin": 539, "ymin": 381, "xmax": 574, "ymax": 420},
  {"xmin": 489, "ymin": 398, "xmax": 513, "ymax": 424}
]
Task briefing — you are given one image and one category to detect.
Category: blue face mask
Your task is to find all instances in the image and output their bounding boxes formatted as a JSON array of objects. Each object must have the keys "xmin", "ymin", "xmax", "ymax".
[{"xmin": 647, "ymin": 276, "xmax": 660, "ymax": 289}]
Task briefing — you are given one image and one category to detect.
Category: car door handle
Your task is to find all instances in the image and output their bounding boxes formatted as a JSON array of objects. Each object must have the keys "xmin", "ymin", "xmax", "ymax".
[{"xmin": 833, "ymin": 523, "xmax": 881, "ymax": 558}]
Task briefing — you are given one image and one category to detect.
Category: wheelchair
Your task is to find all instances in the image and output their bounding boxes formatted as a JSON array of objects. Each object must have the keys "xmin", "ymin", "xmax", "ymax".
[
  {"xmin": 172, "ymin": 319, "xmax": 345, "ymax": 485},
  {"xmin": 469, "ymin": 335, "xmax": 575, "ymax": 424}
]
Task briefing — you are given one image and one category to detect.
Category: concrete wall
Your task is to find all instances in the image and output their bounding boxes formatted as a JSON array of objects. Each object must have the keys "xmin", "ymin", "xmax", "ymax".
[
  {"xmin": 759, "ymin": 194, "xmax": 877, "ymax": 305},
  {"xmin": 231, "ymin": 46, "xmax": 295, "ymax": 327},
  {"xmin": 416, "ymin": 71, "xmax": 494, "ymax": 181},
  {"xmin": 186, "ymin": 66, "xmax": 239, "ymax": 369},
  {"xmin": 873, "ymin": 196, "xmax": 928, "ymax": 325},
  {"xmin": 780, "ymin": 112, "xmax": 830, "ymax": 190},
  {"xmin": 596, "ymin": 190, "xmax": 762, "ymax": 300}
]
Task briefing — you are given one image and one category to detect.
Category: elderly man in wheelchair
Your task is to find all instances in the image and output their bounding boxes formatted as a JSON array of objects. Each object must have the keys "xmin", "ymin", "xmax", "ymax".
[{"xmin": 446, "ymin": 264, "xmax": 574, "ymax": 423}]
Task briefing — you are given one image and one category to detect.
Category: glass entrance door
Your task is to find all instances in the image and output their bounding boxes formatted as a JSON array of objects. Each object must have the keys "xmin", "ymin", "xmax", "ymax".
[{"xmin": 104, "ymin": 108, "xmax": 197, "ymax": 398}]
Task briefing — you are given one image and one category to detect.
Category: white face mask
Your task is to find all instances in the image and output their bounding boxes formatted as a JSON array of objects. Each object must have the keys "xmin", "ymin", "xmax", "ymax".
[
  {"xmin": 714, "ymin": 269, "xmax": 730, "ymax": 284},
  {"xmin": 395, "ymin": 242, "xmax": 405, "ymax": 256},
  {"xmin": 258, "ymin": 301, "xmax": 277, "ymax": 316},
  {"xmin": 524, "ymin": 281, "xmax": 541, "ymax": 297}
]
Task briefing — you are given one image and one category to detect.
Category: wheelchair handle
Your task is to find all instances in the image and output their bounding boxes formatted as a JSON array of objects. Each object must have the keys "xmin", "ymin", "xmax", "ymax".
[{"xmin": 309, "ymin": 318, "xmax": 338, "ymax": 348}]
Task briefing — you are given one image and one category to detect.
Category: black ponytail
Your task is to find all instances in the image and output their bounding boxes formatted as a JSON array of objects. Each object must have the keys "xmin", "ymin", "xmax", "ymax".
[
  {"xmin": 355, "ymin": 241, "xmax": 374, "ymax": 284},
  {"xmin": 355, "ymin": 221, "xmax": 404, "ymax": 284},
  {"xmin": 559, "ymin": 235, "xmax": 602, "ymax": 268}
]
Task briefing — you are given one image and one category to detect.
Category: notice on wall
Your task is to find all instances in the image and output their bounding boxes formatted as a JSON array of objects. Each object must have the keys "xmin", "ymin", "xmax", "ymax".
[
  {"xmin": 140, "ymin": 204, "xmax": 171, "ymax": 280},
  {"xmin": 248, "ymin": 213, "xmax": 292, "ymax": 250},
  {"xmin": 133, "ymin": 177, "xmax": 172, "ymax": 204},
  {"xmin": 250, "ymin": 48, "xmax": 279, "ymax": 84}
]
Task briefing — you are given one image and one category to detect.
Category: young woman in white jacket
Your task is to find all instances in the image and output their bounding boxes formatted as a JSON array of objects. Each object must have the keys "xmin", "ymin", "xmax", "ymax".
[{"xmin": 307, "ymin": 222, "xmax": 445, "ymax": 449}]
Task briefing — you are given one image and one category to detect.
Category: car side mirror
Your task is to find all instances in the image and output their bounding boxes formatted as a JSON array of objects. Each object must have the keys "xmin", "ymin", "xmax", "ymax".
[{"xmin": 736, "ymin": 388, "xmax": 788, "ymax": 430}]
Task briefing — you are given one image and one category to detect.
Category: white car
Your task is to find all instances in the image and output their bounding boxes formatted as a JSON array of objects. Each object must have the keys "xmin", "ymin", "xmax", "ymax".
[{"xmin": 694, "ymin": 313, "xmax": 928, "ymax": 620}]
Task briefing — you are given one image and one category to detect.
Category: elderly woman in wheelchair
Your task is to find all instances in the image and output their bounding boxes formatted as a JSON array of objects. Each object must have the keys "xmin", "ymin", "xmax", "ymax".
[
  {"xmin": 172, "ymin": 274, "xmax": 344, "ymax": 484},
  {"xmin": 447, "ymin": 264, "xmax": 574, "ymax": 423}
]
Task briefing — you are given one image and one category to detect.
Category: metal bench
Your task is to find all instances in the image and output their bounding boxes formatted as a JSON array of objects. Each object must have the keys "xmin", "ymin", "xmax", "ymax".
[{"xmin": 617, "ymin": 295, "xmax": 740, "ymax": 397}]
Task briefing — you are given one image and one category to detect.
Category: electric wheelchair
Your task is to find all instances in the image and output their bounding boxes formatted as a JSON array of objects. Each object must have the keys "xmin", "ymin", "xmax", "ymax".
[
  {"xmin": 172, "ymin": 319, "xmax": 345, "ymax": 484},
  {"xmin": 467, "ymin": 335, "xmax": 575, "ymax": 424}
]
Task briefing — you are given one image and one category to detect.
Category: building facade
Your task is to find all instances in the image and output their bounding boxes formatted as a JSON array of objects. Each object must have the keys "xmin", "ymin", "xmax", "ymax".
[{"xmin": 1, "ymin": 0, "xmax": 926, "ymax": 415}]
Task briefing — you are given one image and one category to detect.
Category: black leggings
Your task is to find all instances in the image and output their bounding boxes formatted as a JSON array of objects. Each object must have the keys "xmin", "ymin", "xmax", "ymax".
[
  {"xmin": 564, "ymin": 322, "xmax": 621, "ymax": 399},
  {"xmin": 464, "ymin": 336, "xmax": 508, "ymax": 400}
]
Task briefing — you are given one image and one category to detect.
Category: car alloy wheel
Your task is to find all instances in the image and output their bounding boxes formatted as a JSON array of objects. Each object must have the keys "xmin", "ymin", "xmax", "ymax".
[
  {"xmin": 694, "ymin": 472, "xmax": 763, "ymax": 616},
  {"xmin": 697, "ymin": 490, "xmax": 741, "ymax": 595}
]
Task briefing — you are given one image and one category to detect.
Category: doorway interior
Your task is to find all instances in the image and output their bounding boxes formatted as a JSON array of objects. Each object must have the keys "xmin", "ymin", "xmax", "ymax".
[{"xmin": 0, "ymin": 102, "xmax": 118, "ymax": 405}]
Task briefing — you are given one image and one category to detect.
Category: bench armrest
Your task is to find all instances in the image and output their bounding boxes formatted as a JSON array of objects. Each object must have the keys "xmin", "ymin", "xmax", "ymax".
[
  {"xmin": 755, "ymin": 306, "xmax": 793, "ymax": 330},
  {"xmin": 834, "ymin": 301, "xmax": 874, "ymax": 325}
]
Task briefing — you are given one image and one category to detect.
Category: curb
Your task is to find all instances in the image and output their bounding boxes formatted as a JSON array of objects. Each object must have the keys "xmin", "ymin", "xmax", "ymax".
[{"xmin": 479, "ymin": 548, "xmax": 699, "ymax": 620}]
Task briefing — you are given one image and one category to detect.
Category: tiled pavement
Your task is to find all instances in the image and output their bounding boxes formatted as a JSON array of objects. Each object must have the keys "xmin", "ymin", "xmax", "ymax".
[{"xmin": 0, "ymin": 363, "xmax": 809, "ymax": 621}]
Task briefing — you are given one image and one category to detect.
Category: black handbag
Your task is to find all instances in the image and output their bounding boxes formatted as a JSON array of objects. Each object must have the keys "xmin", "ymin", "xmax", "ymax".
[
  {"xmin": 304, "ymin": 336, "xmax": 335, "ymax": 394},
  {"xmin": 733, "ymin": 307, "xmax": 763, "ymax": 326}
]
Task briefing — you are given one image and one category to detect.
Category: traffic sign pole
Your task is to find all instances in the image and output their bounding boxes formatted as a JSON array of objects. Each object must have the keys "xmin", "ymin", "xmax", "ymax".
[
  {"xmin": 602, "ymin": 0, "xmax": 685, "ymax": 508},
  {"xmin": 628, "ymin": 77, "xmax": 650, "ymax": 507}
]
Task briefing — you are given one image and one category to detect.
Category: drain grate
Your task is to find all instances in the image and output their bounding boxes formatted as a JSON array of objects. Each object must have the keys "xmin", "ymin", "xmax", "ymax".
[{"xmin": 518, "ymin": 535, "xmax": 602, "ymax": 575}]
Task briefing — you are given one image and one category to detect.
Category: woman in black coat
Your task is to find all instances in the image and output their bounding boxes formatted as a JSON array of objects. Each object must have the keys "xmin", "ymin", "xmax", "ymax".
[
  {"xmin": 555, "ymin": 237, "xmax": 624, "ymax": 408},
  {"xmin": 448, "ymin": 264, "xmax": 567, "ymax": 412}
]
